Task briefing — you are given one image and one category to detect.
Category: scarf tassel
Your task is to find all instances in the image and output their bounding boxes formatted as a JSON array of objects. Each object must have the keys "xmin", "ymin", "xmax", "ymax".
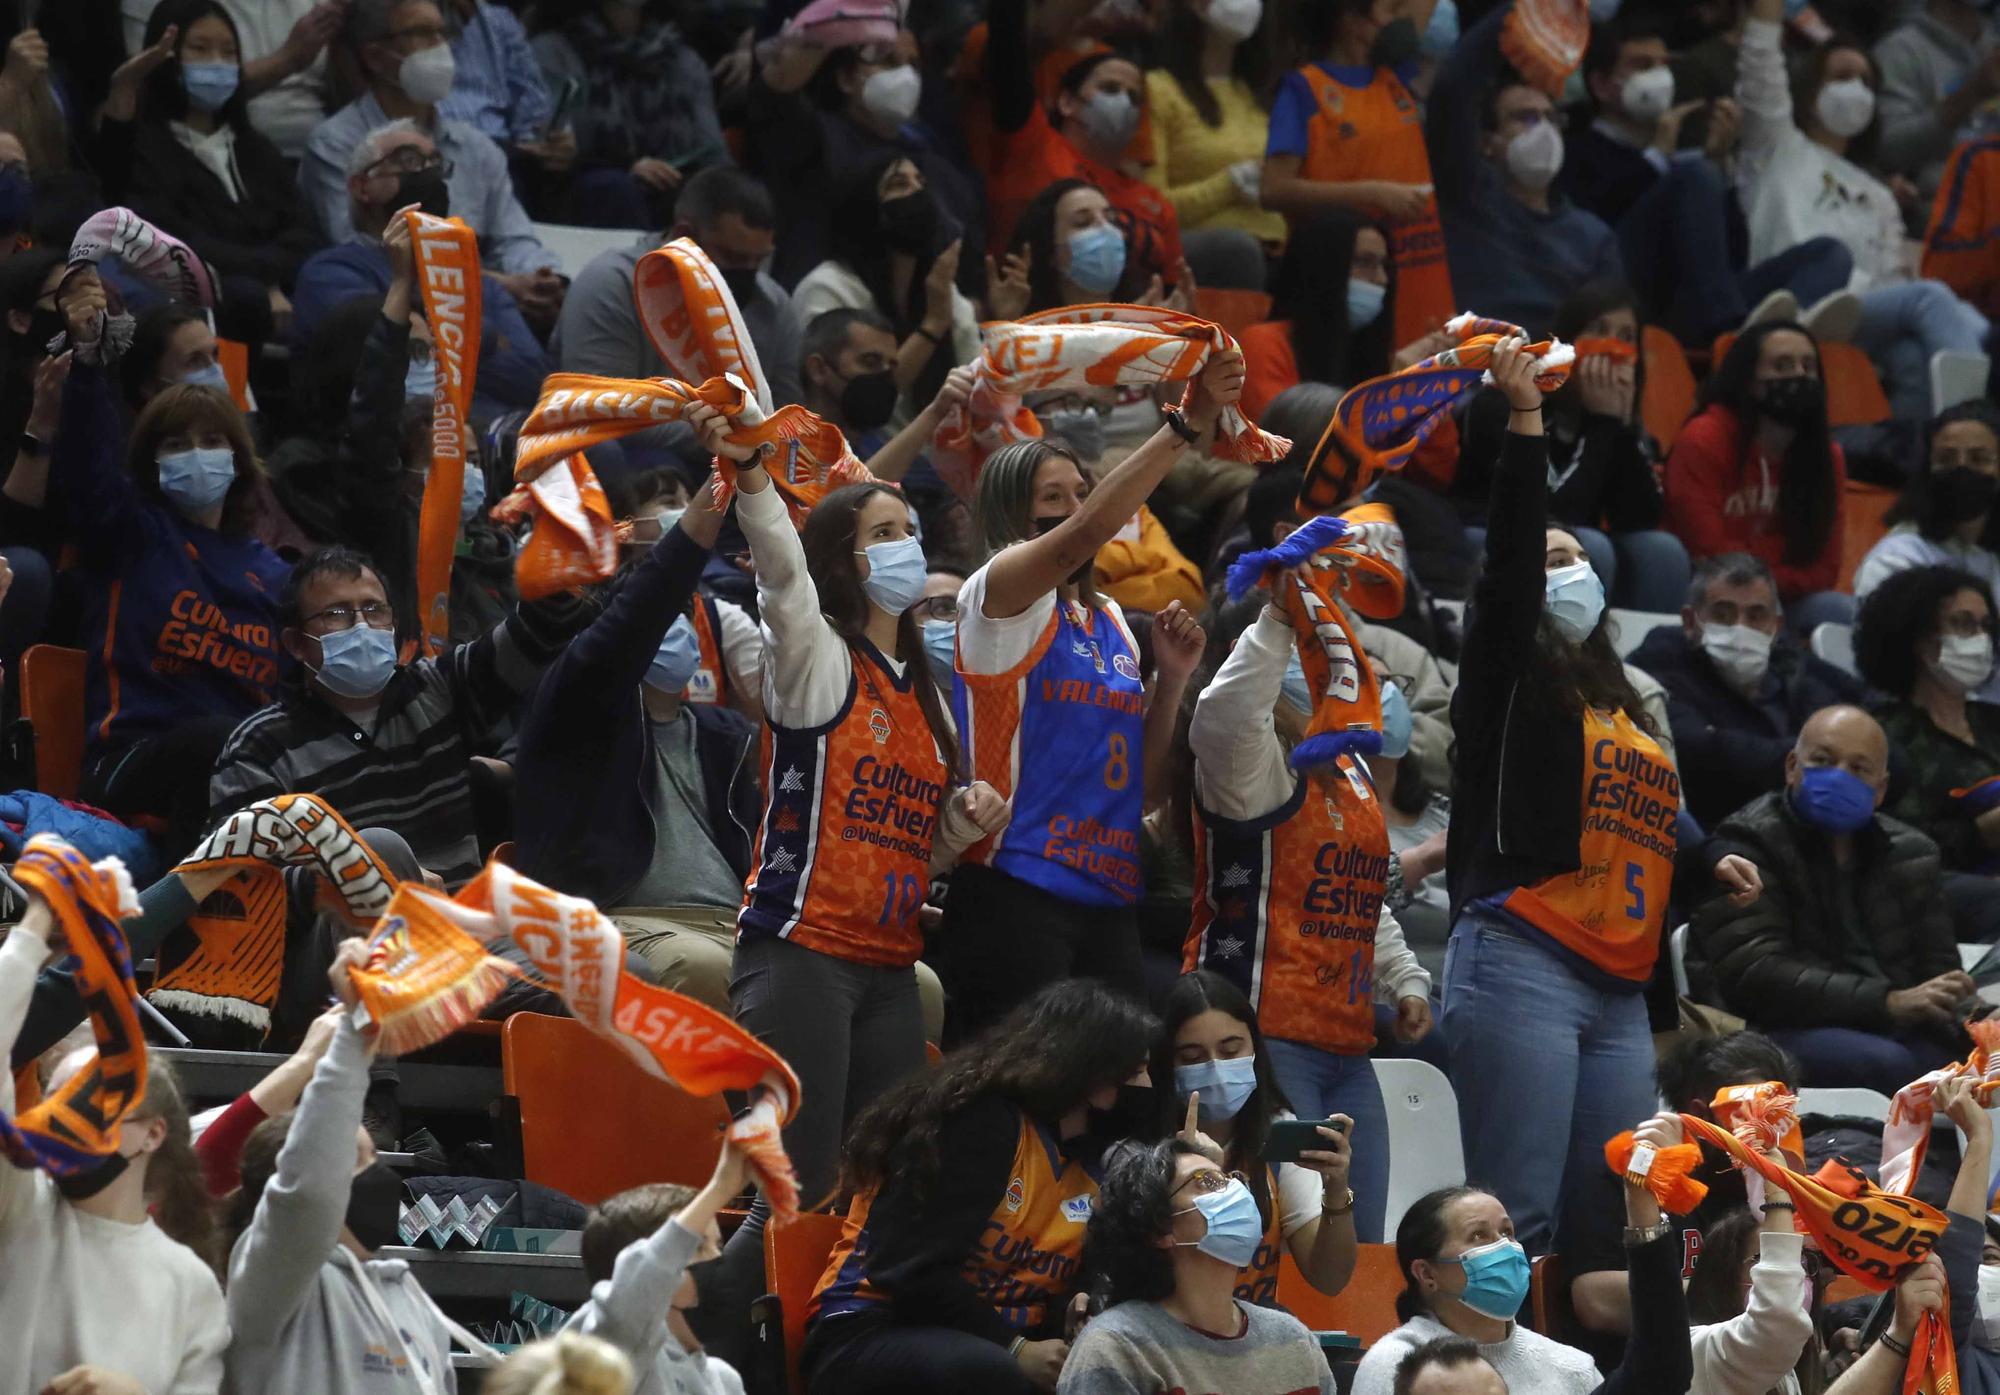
[
  {"xmin": 730, "ymin": 1093, "xmax": 802, "ymax": 1225},
  {"xmin": 1290, "ymin": 729, "xmax": 1384, "ymax": 772},
  {"xmin": 1225, "ymin": 514, "xmax": 1355, "ymax": 601},
  {"xmin": 1604, "ymin": 1131, "xmax": 1710, "ymax": 1215},
  {"xmin": 363, "ymin": 954, "xmax": 519, "ymax": 1058}
]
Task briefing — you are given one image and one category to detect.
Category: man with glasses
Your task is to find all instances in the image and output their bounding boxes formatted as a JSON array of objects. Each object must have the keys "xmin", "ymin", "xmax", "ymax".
[
  {"xmin": 209, "ymin": 543, "xmax": 592, "ymax": 888},
  {"xmin": 298, "ymin": 0, "xmax": 563, "ymax": 325}
]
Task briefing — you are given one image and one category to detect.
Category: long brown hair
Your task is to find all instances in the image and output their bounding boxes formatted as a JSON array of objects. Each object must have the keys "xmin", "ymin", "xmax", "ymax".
[
  {"xmin": 223, "ymin": 1107, "xmax": 295, "ymax": 1261},
  {"xmin": 799, "ymin": 482, "xmax": 961, "ymax": 778},
  {"xmin": 135, "ymin": 1056, "xmax": 223, "ymax": 1277},
  {"xmin": 127, "ymin": 382, "xmax": 264, "ymax": 536}
]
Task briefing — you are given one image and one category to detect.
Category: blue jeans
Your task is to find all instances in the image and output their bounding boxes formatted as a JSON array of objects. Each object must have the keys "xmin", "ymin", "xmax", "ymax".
[
  {"xmin": 1763, "ymin": 1025, "xmax": 1958, "ymax": 1096},
  {"xmin": 1264, "ymin": 1038, "xmax": 1390, "ymax": 1244},
  {"xmin": 1441, "ymin": 904, "xmax": 1655, "ymax": 1256},
  {"xmin": 1855, "ymin": 279, "xmax": 1991, "ymax": 420}
]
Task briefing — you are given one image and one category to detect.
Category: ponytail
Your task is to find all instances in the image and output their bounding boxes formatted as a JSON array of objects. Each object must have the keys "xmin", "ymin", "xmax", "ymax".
[{"xmin": 1394, "ymin": 1186, "xmax": 1484, "ymax": 1323}]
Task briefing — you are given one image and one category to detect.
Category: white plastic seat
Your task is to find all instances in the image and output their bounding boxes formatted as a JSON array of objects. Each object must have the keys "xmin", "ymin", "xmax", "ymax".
[{"xmin": 1373, "ymin": 1058, "xmax": 1467, "ymax": 1238}]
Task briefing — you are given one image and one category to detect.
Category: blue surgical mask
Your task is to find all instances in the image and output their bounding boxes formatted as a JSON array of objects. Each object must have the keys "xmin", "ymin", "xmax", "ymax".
[
  {"xmin": 1543, "ymin": 560, "xmax": 1604, "ymax": 644},
  {"xmin": 1421, "ymin": 0, "xmax": 1459, "ymax": 56},
  {"xmin": 1065, "ymin": 223, "xmax": 1127, "ymax": 296},
  {"xmin": 1379, "ymin": 679, "xmax": 1412, "ymax": 759},
  {"xmin": 180, "ymin": 61, "xmax": 240, "ymax": 113},
  {"xmin": 921, "ymin": 619, "xmax": 957, "ymax": 687},
  {"xmin": 856, "ymin": 535, "xmax": 927, "ymax": 614},
  {"xmin": 405, "ymin": 355, "xmax": 437, "ymax": 401},
  {"xmin": 1175, "ymin": 1177, "xmax": 1264, "ymax": 1268},
  {"xmin": 646, "ymin": 615, "xmax": 702, "ymax": 693},
  {"xmin": 1444, "ymin": 1237, "xmax": 1532, "ymax": 1321},
  {"xmin": 1791, "ymin": 764, "xmax": 1876, "ymax": 834},
  {"xmin": 156, "ymin": 446, "xmax": 237, "ymax": 516},
  {"xmin": 1347, "ymin": 277, "xmax": 1387, "ymax": 329},
  {"xmin": 1174, "ymin": 1055, "xmax": 1258, "ymax": 1124},
  {"xmin": 460, "ymin": 462, "xmax": 486, "ymax": 528},
  {"xmin": 313, "ymin": 623, "xmax": 399, "ymax": 700},
  {"xmin": 183, "ymin": 360, "xmax": 229, "ymax": 393},
  {"xmin": 1280, "ymin": 648, "xmax": 1312, "ymax": 715}
]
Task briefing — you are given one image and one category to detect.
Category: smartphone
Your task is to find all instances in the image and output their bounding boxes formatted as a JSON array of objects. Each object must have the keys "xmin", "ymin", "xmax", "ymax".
[
  {"xmin": 542, "ymin": 77, "xmax": 580, "ymax": 139},
  {"xmin": 1264, "ymin": 1117, "xmax": 1347, "ymax": 1165}
]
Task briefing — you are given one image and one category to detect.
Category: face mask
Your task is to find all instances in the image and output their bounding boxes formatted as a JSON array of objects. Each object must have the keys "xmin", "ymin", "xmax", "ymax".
[
  {"xmin": 1202, "ymin": 0, "xmax": 1261, "ymax": 42},
  {"xmin": 344, "ymin": 1159, "xmax": 404, "ymax": 1254},
  {"xmin": 1369, "ymin": 16, "xmax": 1421, "ymax": 68},
  {"xmin": 1756, "ymin": 375, "xmax": 1826, "ymax": 429},
  {"xmin": 1815, "ymin": 78, "xmax": 1876, "ymax": 140},
  {"xmin": 1700, "ymin": 622, "xmax": 1773, "ymax": 690},
  {"xmin": 398, "ymin": 44, "xmax": 456, "ymax": 105},
  {"xmin": 654, "ymin": 506, "xmax": 685, "ymax": 535},
  {"xmin": 1443, "ymin": 1237, "xmax": 1532, "ymax": 1321},
  {"xmin": 180, "ymin": 60, "xmax": 240, "ymax": 113},
  {"xmin": 157, "ymin": 445, "xmax": 237, "ymax": 515},
  {"xmin": 1621, "ymin": 65, "xmax": 1675, "ymax": 122},
  {"xmin": 1065, "ymin": 222, "xmax": 1127, "ymax": 295},
  {"xmin": 460, "ymin": 462, "xmax": 486, "ymax": 528},
  {"xmin": 721, "ymin": 266, "xmax": 762, "ymax": 306},
  {"xmin": 921, "ymin": 618, "xmax": 957, "ymax": 686},
  {"xmin": 1174, "ymin": 1055, "xmax": 1258, "ymax": 1123},
  {"xmin": 313, "ymin": 622, "xmax": 399, "ymax": 700},
  {"xmin": 1043, "ymin": 404, "xmax": 1105, "ymax": 463},
  {"xmin": 857, "ymin": 535, "xmax": 928, "ymax": 613},
  {"xmin": 405, "ymin": 354, "xmax": 436, "ymax": 401},
  {"xmin": 1077, "ymin": 89, "xmax": 1140, "ymax": 151},
  {"xmin": 1791, "ymin": 763, "xmax": 1876, "ymax": 834},
  {"xmin": 1504, "ymin": 119, "xmax": 1564, "ymax": 191},
  {"xmin": 879, "ymin": 190, "xmax": 939, "ymax": 254},
  {"xmin": 1347, "ymin": 277, "xmax": 1387, "ymax": 329},
  {"xmin": 1932, "ymin": 632, "xmax": 1996, "ymax": 694},
  {"xmin": 1932, "ymin": 466, "xmax": 2000, "ymax": 519},
  {"xmin": 1543, "ymin": 560, "xmax": 1604, "ymax": 644},
  {"xmin": 861, "ymin": 64, "xmax": 922, "ymax": 124},
  {"xmin": 1090, "ymin": 1081, "xmax": 1156, "ymax": 1140},
  {"xmin": 1422, "ymin": 0, "xmax": 1459, "ymax": 57},
  {"xmin": 183, "ymin": 360, "xmax": 229, "ymax": 392},
  {"xmin": 1280, "ymin": 648, "xmax": 1312, "ymax": 715},
  {"xmin": 1379, "ymin": 679, "xmax": 1413, "ymax": 758},
  {"xmin": 836, "ymin": 369, "xmax": 899, "ymax": 433},
  {"xmin": 646, "ymin": 614, "xmax": 702, "ymax": 693},
  {"xmin": 394, "ymin": 167, "xmax": 449, "ymax": 220},
  {"xmin": 1978, "ymin": 1265, "xmax": 2000, "ymax": 1349},
  {"xmin": 1176, "ymin": 1177, "xmax": 1264, "ymax": 1268}
]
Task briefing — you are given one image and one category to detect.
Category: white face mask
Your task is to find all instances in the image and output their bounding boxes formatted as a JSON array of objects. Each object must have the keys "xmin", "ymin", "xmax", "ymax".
[
  {"xmin": 1620, "ymin": 65, "xmax": 1674, "ymax": 122},
  {"xmin": 1815, "ymin": 78, "xmax": 1876, "ymax": 140},
  {"xmin": 1931, "ymin": 632, "xmax": 1996, "ymax": 695},
  {"xmin": 861, "ymin": 64, "xmax": 922, "ymax": 124},
  {"xmin": 1978, "ymin": 1264, "xmax": 2000, "ymax": 1351},
  {"xmin": 398, "ymin": 44, "xmax": 456, "ymax": 105},
  {"xmin": 1201, "ymin": 0, "xmax": 1262, "ymax": 41},
  {"xmin": 1700, "ymin": 622, "xmax": 1773, "ymax": 691},
  {"xmin": 1504, "ymin": 118, "xmax": 1564, "ymax": 191}
]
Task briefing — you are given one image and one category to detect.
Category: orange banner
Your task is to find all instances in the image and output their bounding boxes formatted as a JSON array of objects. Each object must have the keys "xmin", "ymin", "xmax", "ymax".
[{"xmin": 408, "ymin": 212, "xmax": 481, "ymax": 656}]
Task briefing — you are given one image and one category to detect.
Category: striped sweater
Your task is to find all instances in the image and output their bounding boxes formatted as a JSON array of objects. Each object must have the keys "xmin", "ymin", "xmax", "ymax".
[{"xmin": 1057, "ymin": 1298, "xmax": 1335, "ymax": 1395}]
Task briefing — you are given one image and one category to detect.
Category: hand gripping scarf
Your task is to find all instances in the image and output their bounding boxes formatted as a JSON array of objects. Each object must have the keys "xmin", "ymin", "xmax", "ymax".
[
  {"xmin": 64, "ymin": 208, "xmax": 218, "ymax": 364},
  {"xmin": 931, "ymin": 304, "xmax": 1292, "ymax": 498},
  {"xmin": 1708, "ymin": 1081, "xmax": 1805, "ymax": 1215},
  {"xmin": 1500, "ymin": 0, "xmax": 1591, "ymax": 97},
  {"xmin": 345, "ymin": 861, "xmax": 807, "ymax": 1220},
  {"xmin": 2, "ymin": 837, "xmax": 144, "ymax": 1178},
  {"xmin": 1573, "ymin": 337, "xmax": 1641, "ymax": 366},
  {"xmin": 407, "ymin": 212, "xmax": 483, "ymax": 654},
  {"xmin": 1879, "ymin": 1018, "xmax": 2000, "ymax": 1197},
  {"xmin": 1225, "ymin": 506, "xmax": 1406, "ymax": 770},
  {"xmin": 1299, "ymin": 313, "xmax": 1575, "ymax": 516},
  {"xmin": 150, "ymin": 795, "xmax": 401, "ymax": 1037}
]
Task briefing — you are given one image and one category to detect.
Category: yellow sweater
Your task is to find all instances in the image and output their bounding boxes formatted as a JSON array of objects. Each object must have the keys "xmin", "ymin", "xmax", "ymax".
[{"xmin": 1143, "ymin": 71, "xmax": 1286, "ymax": 245}]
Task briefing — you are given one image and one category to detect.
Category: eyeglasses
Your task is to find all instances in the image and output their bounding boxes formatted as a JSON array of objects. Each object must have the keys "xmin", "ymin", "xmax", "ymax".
[
  {"xmin": 912, "ymin": 595, "xmax": 958, "ymax": 623},
  {"xmin": 305, "ymin": 601, "xmax": 396, "ymax": 632},
  {"xmin": 365, "ymin": 149, "xmax": 452, "ymax": 180},
  {"xmin": 1174, "ymin": 1168, "xmax": 1248, "ymax": 1199}
]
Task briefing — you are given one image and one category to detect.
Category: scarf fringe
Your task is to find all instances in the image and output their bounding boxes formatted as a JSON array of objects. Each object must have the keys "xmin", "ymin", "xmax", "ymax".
[
  {"xmin": 1290, "ymin": 729, "xmax": 1384, "ymax": 773},
  {"xmin": 1604, "ymin": 1131, "xmax": 1709, "ymax": 1215},
  {"xmin": 1226, "ymin": 514, "xmax": 1353, "ymax": 600},
  {"xmin": 730, "ymin": 1097, "xmax": 801, "ymax": 1226},
  {"xmin": 145, "ymin": 988, "xmax": 270, "ymax": 1032},
  {"xmin": 365, "ymin": 955, "xmax": 519, "ymax": 1057}
]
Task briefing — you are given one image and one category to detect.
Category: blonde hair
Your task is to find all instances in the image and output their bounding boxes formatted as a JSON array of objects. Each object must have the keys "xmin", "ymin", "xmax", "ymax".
[{"xmin": 483, "ymin": 1333, "xmax": 634, "ymax": 1395}]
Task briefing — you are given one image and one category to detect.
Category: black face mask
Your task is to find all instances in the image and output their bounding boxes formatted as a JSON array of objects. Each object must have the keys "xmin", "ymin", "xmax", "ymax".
[
  {"xmin": 1087, "ymin": 1082, "xmax": 1158, "ymax": 1143},
  {"xmin": 879, "ymin": 191, "xmax": 939, "ymax": 254},
  {"xmin": 1369, "ymin": 16, "xmax": 1422, "ymax": 69},
  {"xmin": 393, "ymin": 168, "xmax": 450, "ymax": 218},
  {"xmin": 837, "ymin": 369, "xmax": 899, "ymax": 433},
  {"xmin": 344, "ymin": 1159, "xmax": 404, "ymax": 1253},
  {"xmin": 1755, "ymin": 375, "xmax": 1825, "ymax": 428},
  {"xmin": 720, "ymin": 266, "xmax": 763, "ymax": 307},
  {"xmin": 1932, "ymin": 466, "xmax": 2000, "ymax": 519},
  {"xmin": 1034, "ymin": 512, "xmax": 1097, "ymax": 586},
  {"xmin": 55, "ymin": 1150, "xmax": 130, "ymax": 1200}
]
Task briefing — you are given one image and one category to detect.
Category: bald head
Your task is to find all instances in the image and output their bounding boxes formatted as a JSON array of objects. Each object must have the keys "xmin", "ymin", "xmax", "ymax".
[{"xmin": 1787, "ymin": 704, "xmax": 1889, "ymax": 807}]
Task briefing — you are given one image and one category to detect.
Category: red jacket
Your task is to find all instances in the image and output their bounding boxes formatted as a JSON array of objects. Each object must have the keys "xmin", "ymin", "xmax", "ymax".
[{"xmin": 1663, "ymin": 403, "xmax": 1846, "ymax": 600}]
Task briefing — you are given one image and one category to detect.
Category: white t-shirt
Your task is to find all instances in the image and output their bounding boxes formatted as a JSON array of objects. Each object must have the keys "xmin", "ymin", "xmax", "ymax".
[{"xmin": 955, "ymin": 550, "xmax": 1137, "ymax": 676}]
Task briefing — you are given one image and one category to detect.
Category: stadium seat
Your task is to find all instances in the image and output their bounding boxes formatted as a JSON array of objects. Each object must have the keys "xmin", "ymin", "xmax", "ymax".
[
  {"xmin": 763, "ymin": 1210, "xmax": 847, "ymax": 1395},
  {"xmin": 217, "ymin": 337, "xmax": 252, "ymax": 412},
  {"xmin": 1932, "ymin": 349, "xmax": 1990, "ymax": 416},
  {"xmin": 1608, "ymin": 609, "xmax": 1677, "ymax": 660},
  {"xmin": 1839, "ymin": 481, "xmax": 1898, "ymax": 591},
  {"xmin": 1374, "ymin": 1058, "xmax": 1467, "ymax": 1238},
  {"xmin": 1529, "ymin": 1252, "xmax": 1577, "ymax": 1343},
  {"xmin": 1276, "ymin": 1241, "xmax": 1403, "ymax": 1343},
  {"xmin": 533, "ymin": 222, "xmax": 646, "ymax": 279},
  {"xmin": 501, "ymin": 1011, "xmax": 727, "ymax": 1204},
  {"xmin": 1668, "ymin": 924, "xmax": 1690, "ymax": 999},
  {"xmin": 1709, "ymin": 336, "xmax": 1890, "ymax": 428},
  {"xmin": 1810, "ymin": 622, "xmax": 1857, "ymax": 676},
  {"xmin": 1797, "ymin": 1086, "xmax": 1893, "ymax": 1122},
  {"xmin": 1640, "ymin": 326, "xmax": 1697, "ymax": 452},
  {"xmin": 1193, "ymin": 287, "xmax": 1273, "ymax": 339},
  {"xmin": 21, "ymin": 644, "xmax": 86, "ymax": 799}
]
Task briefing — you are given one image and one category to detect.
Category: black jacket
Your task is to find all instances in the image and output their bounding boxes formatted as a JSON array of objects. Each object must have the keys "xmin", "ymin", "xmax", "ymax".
[
  {"xmin": 1456, "ymin": 385, "xmax": 1663, "ymax": 536},
  {"xmin": 1690, "ymin": 791, "xmax": 1960, "ymax": 1030},
  {"xmin": 1628, "ymin": 626, "xmax": 1870, "ymax": 828},
  {"xmin": 514, "ymin": 527, "xmax": 760, "ymax": 907}
]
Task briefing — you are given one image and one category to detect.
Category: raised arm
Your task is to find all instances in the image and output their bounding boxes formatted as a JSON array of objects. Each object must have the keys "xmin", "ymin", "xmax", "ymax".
[
  {"xmin": 1187, "ymin": 604, "xmax": 1295, "ymax": 821},
  {"xmin": 986, "ymin": 0, "xmax": 1038, "ymax": 136},
  {"xmin": 1456, "ymin": 339, "xmax": 1551, "ymax": 703},
  {"xmin": 1597, "ymin": 1113, "xmax": 1695, "ymax": 1395},
  {"xmin": 0, "ymin": 897, "xmax": 55, "ymax": 1231},
  {"xmin": 1425, "ymin": 1, "xmax": 1508, "ymax": 214},
  {"xmin": 1735, "ymin": 0, "xmax": 1797, "ymax": 162},
  {"xmin": 48, "ymin": 276, "xmax": 148, "ymax": 564}
]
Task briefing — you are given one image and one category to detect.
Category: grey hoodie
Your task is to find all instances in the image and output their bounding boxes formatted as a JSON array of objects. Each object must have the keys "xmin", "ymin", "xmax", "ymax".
[
  {"xmin": 223, "ymin": 1013, "xmax": 456, "ymax": 1395},
  {"xmin": 564, "ymin": 1216, "xmax": 745, "ymax": 1395}
]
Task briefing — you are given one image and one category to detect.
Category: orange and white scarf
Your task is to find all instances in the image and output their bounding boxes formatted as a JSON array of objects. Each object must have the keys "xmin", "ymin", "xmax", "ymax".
[
  {"xmin": 634, "ymin": 236, "xmax": 775, "ymax": 416},
  {"xmin": 1501, "ymin": 0, "xmax": 1591, "ymax": 97},
  {"xmin": 2, "ymin": 838, "xmax": 144, "ymax": 1178},
  {"xmin": 408, "ymin": 212, "xmax": 482, "ymax": 655},
  {"xmin": 346, "ymin": 861, "xmax": 805, "ymax": 1219},
  {"xmin": 1880, "ymin": 1018, "xmax": 2000, "ymax": 1197},
  {"xmin": 930, "ymin": 304, "xmax": 1292, "ymax": 498}
]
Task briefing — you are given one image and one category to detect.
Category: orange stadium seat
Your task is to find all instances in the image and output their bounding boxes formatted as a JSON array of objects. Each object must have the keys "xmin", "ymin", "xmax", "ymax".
[
  {"xmin": 1275, "ymin": 1241, "xmax": 1404, "ymax": 1343},
  {"xmin": 21, "ymin": 644, "xmax": 86, "ymax": 799},
  {"xmin": 1641, "ymin": 326, "xmax": 1697, "ymax": 452},
  {"xmin": 764, "ymin": 1210, "xmax": 847, "ymax": 1395}
]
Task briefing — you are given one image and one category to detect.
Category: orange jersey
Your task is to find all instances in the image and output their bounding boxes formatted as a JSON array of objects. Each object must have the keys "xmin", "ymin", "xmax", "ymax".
[
  {"xmin": 809, "ymin": 1107, "xmax": 1095, "ymax": 1331},
  {"xmin": 1238, "ymin": 319, "xmax": 1300, "ymax": 423},
  {"xmin": 1502, "ymin": 708, "xmax": 1679, "ymax": 981},
  {"xmin": 986, "ymin": 106, "xmax": 1184, "ymax": 286},
  {"xmin": 1923, "ymin": 137, "xmax": 2000, "ymax": 318},
  {"xmin": 682, "ymin": 594, "xmax": 729, "ymax": 707},
  {"xmin": 1294, "ymin": 64, "xmax": 1451, "ymax": 349},
  {"xmin": 738, "ymin": 644, "xmax": 948, "ymax": 967},
  {"xmin": 1185, "ymin": 756, "xmax": 1389, "ymax": 1054}
]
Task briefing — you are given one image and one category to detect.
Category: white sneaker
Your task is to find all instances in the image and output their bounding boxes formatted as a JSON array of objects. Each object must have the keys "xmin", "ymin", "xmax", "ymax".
[
  {"xmin": 1799, "ymin": 290, "xmax": 1864, "ymax": 344},
  {"xmin": 1741, "ymin": 289, "xmax": 1799, "ymax": 331}
]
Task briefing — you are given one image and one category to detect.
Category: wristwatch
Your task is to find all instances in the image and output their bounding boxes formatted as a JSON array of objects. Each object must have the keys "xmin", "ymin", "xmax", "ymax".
[
  {"xmin": 1623, "ymin": 1219, "xmax": 1672, "ymax": 1246},
  {"xmin": 1162, "ymin": 407, "xmax": 1201, "ymax": 445},
  {"xmin": 1322, "ymin": 1187, "xmax": 1356, "ymax": 1218}
]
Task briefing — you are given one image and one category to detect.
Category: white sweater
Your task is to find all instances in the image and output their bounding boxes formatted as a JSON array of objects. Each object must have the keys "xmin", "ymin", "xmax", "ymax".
[
  {"xmin": 0, "ymin": 931, "xmax": 230, "ymax": 1395},
  {"xmin": 1353, "ymin": 1314, "xmax": 1601, "ymax": 1395},
  {"xmin": 1689, "ymin": 1230, "xmax": 1812, "ymax": 1395}
]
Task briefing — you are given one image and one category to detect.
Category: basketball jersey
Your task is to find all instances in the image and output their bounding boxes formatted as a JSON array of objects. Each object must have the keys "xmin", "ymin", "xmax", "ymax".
[
  {"xmin": 809, "ymin": 1107, "xmax": 1096, "ymax": 1332},
  {"xmin": 681, "ymin": 594, "xmax": 729, "ymax": 707},
  {"xmin": 738, "ymin": 642, "xmax": 949, "ymax": 967},
  {"xmin": 1186, "ymin": 756, "xmax": 1389, "ymax": 1055},
  {"xmin": 954, "ymin": 599, "xmax": 1145, "ymax": 906},
  {"xmin": 1296, "ymin": 64, "xmax": 1451, "ymax": 350},
  {"xmin": 1238, "ymin": 1163, "xmax": 1287, "ymax": 1308},
  {"xmin": 1500, "ymin": 708, "xmax": 1680, "ymax": 982}
]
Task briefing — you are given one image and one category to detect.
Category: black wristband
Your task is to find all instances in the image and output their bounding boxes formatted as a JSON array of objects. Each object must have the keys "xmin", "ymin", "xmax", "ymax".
[
  {"xmin": 18, "ymin": 431, "xmax": 44, "ymax": 457},
  {"xmin": 913, "ymin": 324, "xmax": 943, "ymax": 345},
  {"xmin": 1162, "ymin": 408, "xmax": 1201, "ymax": 445},
  {"xmin": 1879, "ymin": 1331, "xmax": 1911, "ymax": 1358}
]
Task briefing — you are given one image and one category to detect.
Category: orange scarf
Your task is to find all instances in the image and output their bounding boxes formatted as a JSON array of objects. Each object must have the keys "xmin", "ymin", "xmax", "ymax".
[
  {"xmin": 346, "ymin": 861, "xmax": 806, "ymax": 1219},
  {"xmin": 633, "ymin": 236, "xmax": 775, "ymax": 416},
  {"xmin": 1710, "ymin": 1081, "xmax": 1804, "ymax": 1159},
  {"xmin": 1501, "ymin": 0, "xmax": 1591, "ymax": 97},
  {"xmin": 407, "ymin": 212, "xmax": 482, "ymax": 656},
  {"xmin": 1880, "ymin": 1019, "xmax": 2000, "ymax": 1196},
  {"xmin": 2, "ymin": 837, "xmax": 144, "ymax": 1178},
  {"xmin": 1574, "ymin": 336, "xmax": 1641, "ymax": 366}
]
